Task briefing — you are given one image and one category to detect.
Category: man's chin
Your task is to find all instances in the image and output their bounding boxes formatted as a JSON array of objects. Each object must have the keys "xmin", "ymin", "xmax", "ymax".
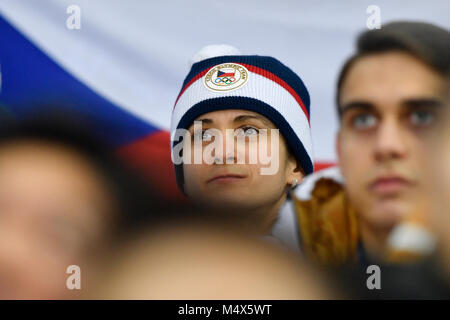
[{"xmin": 367, "ymin": 198, "xmax": 410, "ymax": 228}]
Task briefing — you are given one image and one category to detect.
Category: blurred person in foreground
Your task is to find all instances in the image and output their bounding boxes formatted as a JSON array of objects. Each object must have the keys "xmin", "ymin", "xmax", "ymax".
[
  {"xmin": 293, "ymin": 21, "xmax": 450, "ymax": 267},
  {"xmin": 0, "ymin": 115, "xmax": 154, "ymax": 299},
  {"xmin": 87, "ymin": 218, "xmax": 336, "ymax": 300}
]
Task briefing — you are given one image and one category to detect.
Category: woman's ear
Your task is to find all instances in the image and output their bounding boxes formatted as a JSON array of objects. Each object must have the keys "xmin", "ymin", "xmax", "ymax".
[{"xmin": 286, "ymin": 154, "xmax": 304, "ymax": 188}]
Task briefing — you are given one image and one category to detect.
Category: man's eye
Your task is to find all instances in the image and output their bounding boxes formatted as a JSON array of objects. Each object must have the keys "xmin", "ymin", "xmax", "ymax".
[
  {"xmin": 410, "ymin": 110, "xmax": 434, "ymax": 126},
  {"xmin": 235, "ymin": 126, "xmax": 259, "ymax": 137},
  {"xmin": 352, "ymin": 113, "xmax": 377, "ymax": 130}
]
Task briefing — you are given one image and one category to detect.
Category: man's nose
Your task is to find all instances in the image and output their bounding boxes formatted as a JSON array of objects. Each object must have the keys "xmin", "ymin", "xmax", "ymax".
[{"xmin": 374, "ymin": 118, "xmax": 408, "ymax": 162}]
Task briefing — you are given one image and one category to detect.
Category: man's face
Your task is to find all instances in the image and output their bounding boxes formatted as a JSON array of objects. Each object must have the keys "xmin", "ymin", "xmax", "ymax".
[
  {"xmin": 0, "ymin": 141, "xmax": 115, "ymax": 299},
  {"xmin": 337, "ymin": 51, "xmax": 447, "ymax": 231},
  {"xmin": 428, "ymin": 99, "xmax": 450, "ymax": 268},
  {"xmin": 182, "ymin": 109, "xmax": 301, "ymax": 213}
]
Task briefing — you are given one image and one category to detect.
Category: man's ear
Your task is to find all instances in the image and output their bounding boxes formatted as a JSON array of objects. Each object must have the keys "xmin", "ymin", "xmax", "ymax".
[{"xmin": 336, "ymin": 131, "xmax": 342, "ymax": 166}]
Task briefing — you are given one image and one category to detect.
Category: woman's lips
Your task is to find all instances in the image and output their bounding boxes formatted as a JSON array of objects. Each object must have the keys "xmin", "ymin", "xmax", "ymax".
[
  {"xmin": 369, "ymin": 176, "xmax": 414, "ymax": 196},
  {"xmin": 207, "ymin": 174, "xmax": 246, "ymax": 184}
]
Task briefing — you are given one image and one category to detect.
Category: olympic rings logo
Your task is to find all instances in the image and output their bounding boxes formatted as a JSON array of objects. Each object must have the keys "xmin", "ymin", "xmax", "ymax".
[
  {"xmin": 214, "ymin": 76, "xmax": 236, "ymax": 85},
  {"xmin": 204, "ymin": 63, "xmax": 248, "ymax": 92}
]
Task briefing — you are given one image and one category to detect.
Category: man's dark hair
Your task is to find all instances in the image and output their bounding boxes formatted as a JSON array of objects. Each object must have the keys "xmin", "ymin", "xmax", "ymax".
[{"xmin": 336, "ymin": 21, "xmax": 450, "ymax": 118}]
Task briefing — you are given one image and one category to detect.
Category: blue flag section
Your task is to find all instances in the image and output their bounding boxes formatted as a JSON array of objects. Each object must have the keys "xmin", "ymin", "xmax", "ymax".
[{"xmin": 0, "ymin": 15, "xmax": 157, "ymax": 147}]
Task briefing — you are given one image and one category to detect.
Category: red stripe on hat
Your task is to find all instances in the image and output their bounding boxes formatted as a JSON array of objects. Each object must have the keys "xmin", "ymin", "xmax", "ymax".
[
  {"xmin": 173, "ymin": 63, "xmax": 310, "ymax": 123},
  {"xmin": 239, "ymin": 63, "xmax": 309, "ymax": 123},
  {"xmin": 173, "ymin": 69, "xmax": 209, "ymax": 110}
]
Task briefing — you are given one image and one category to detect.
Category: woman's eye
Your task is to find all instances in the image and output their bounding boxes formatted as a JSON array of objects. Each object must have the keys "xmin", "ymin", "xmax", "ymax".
[
  {"xmin": 244, "ymin": 127, "xmax": 259, "ymax": 136},
  {"xmin": 410, "ymin": 110, "xmax": 434, "ymax": 126},
  {"xmin": 235, "ymin": 126, "xmax": 259, "ymax": 137},
  {"xmin": 352, "ymin": 113, "xmax": 377, "ymax": 130},
  {"xmin": 194, "ymin": 130, "xmax": 213, "ymax": 141}
]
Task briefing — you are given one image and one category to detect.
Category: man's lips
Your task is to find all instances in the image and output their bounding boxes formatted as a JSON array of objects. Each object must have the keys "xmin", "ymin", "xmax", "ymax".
[
  {"xmin": 369, "ymin": 175, "xmax": 414, "ymax": 196},
  {"xmin": 207, "ymin": 174, "xmax": 247, "ymax": 184}
]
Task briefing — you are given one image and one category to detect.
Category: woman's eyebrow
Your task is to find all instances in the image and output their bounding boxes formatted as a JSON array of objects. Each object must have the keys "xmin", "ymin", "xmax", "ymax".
[
  {"xmin": 189, "ymin": 118, "xmax": 213, "ymax": 130},
  {"xmin": 233, "ymin": 115, "xmax": 273, "ymax": 127},
  {"xmin": 195, "ymin": 118, "xmax": 213, "ymax": 124}
]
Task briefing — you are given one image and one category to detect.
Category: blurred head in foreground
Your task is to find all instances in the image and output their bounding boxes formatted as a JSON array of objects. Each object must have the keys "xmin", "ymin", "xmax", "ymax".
[
  {"xmin": 88, "ymin": 220, "xmax": 335, "ymax": 299},
  {"xmin": 0, "ymin": 116, "xmax": 153, "ymax": 299},
  {"xmin": 336, "ymin": 21, "xmax": 450, "ymax": 260}
]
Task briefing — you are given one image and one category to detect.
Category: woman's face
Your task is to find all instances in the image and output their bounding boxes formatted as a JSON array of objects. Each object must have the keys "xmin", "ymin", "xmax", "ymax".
[
  {"xmin": 182, "ymin": 109, "xmax": 302, "ymax": 214},
  {"xmin": 0, "ymin": 141, "xmax": 115, "ymax": 299}
]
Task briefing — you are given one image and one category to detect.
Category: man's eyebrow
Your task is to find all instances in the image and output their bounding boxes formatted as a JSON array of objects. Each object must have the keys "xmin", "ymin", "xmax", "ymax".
[
  {"xmin": 339, "ymin": 101, "xmax": 376, "ymax": 117},
  {"xmin": 402, "ymin": 98, "xmax": 444, "ymax": 109},
  {"xmin": 233, "ymin": 114, "xmax": 273, "ymax": 127}
]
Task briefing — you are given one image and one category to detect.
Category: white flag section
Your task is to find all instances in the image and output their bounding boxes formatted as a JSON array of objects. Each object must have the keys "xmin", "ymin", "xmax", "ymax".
[{"xmin": 0, "ymin": 0, "xmax": 449, "ymax": 199}]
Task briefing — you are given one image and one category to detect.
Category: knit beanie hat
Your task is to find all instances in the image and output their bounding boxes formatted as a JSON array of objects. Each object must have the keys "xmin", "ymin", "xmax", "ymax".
[{"xmin": 171, "ymin": 45, "xmax": 314, "ymax": 192}]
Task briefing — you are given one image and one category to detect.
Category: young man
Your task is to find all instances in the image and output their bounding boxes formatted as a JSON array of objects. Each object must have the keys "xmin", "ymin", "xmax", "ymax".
[
  {"xmin": 170, "ymin": 45, "xmax": 313, "ymax": 249},
  {"xmin": 294, "ymin": 21, "xmax": 450, "ymax": 266},
  {"xmin": 427, "ymin": 87, "xmax": 450, "ymax": 284}
]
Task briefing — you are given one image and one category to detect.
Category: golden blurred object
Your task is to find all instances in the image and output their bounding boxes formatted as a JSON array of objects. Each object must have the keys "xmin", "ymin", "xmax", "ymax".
[{"xmin": 293, "ymin": 178, "xmax": 359, "ymax": 266}]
